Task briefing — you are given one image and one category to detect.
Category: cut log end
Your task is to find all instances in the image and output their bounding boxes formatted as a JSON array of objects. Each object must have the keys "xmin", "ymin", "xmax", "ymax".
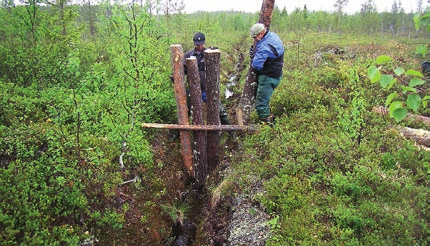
[
  {"xmin": 205, "ymin": 49, "xmax": 220, "ymax": 53},
  {"xmin": 398, "ymin": 126, "xmax": 430, "ymax": 148}
]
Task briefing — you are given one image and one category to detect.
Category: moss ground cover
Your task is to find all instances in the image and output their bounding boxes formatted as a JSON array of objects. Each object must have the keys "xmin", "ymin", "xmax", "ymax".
[
  {"xmin": 0, "ymin": 3, "xmax": 429, "ymax": 244},
  {"xmin": 224, "ymin": 33, "xmax": 429, "ymax": 245}
]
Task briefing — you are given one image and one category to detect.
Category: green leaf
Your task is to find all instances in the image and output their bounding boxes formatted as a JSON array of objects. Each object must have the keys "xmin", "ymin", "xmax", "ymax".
[
  {"xmin": 368, "ymin": 66, "xmax": 381, "ymax": 83},
  {"xmin": 401, "ymin": 86, "xmax": 417, "ymax": 93},
  {"xmin": 391, "ymin": 108, "xmax": 408, "ymax": 122},
  {"xmin": 376, "ymin": 55, "xmax": 392, "ymax": 65},
  {"xmin": 385, "ymin": 92, "xmax": 398, "ymax": 107},
  {"xmin": 423, "ymin": 12, "xmax": 430, "ymax": 19},
  {"xmin": 409, "ymin": 78, "xmax": 425, "ymax": 87},
  {"xmin": 56, "ymin": 176, "xmax": 66, "ymax": 186},
  {"xmin": 415, "ymin": 45, "xmax": 427, "ymax": 58},
  {"xmin": 416, "ymin": 12, "xmax": 430, "ymax": 31},
  {"xmin": 406, "ymin": 94, "xmax": 422, "ymax": 112},
  {"xmin": 389, "ymin": 101, "xmax": 403, "ymax": 111},
  {"xmin": 405, "ymin": 69, "xmax": 424, "ymax": 78},
  {"xmin": 414, "ymin": 13, "xmax": 421, "ymax": 30},
  {"xmin": 394, "ymin": 67, "xmax": 405, "ymax": 76},
  {"xmin": 387, "ymin": 78, "xmax": 397, "ymax": 91},
  {"xmin": 380, "ymin": 74, "xmax": 394, "ymax": 88}
]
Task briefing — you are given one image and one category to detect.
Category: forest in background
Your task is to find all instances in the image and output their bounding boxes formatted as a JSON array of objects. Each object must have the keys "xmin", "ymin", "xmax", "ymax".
[{"xmin": 0, "ymin": 0, "xmax": 429, "ymax": 245}]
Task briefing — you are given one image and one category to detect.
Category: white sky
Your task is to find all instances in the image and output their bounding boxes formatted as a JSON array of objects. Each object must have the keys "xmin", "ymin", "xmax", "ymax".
[{"xmin": 183, "ymin": 0, "xmax": 428, "ymax": 14}]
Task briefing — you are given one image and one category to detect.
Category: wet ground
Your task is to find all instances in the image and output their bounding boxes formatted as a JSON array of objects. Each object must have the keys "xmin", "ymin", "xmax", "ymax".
[
  {"xmin": 166, "ymin": 131, "xmax": 241, "ymax": 246},
  {"xmin": 161, "ymin": 43, "xmax": 248, "ymax": 245}
]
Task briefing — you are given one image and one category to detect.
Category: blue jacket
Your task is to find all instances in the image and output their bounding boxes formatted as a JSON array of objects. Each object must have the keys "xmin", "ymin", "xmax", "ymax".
[{"xmin": 252, "ymin": 31, "xmax": 284, "ymax": 78}]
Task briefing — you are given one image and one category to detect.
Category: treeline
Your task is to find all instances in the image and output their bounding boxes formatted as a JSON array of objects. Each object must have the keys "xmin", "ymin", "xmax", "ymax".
[
  {"xmin": 79, "ymin": 3, "xmax": 428, "ymax": 38},
  {"xmin": 1, "ymin": 2, "xmax": 426, "ymax": 48},
  {"xmin": 1, "ymin": 1, "xmax": 427, "ymax": 88}
]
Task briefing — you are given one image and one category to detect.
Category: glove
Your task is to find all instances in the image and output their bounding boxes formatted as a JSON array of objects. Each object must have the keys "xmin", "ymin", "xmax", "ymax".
[
  {"xmin": 201, "ymin": 91, "xmax": 207, "ymax": 103},
  {"xmin": 249, "ymin": 45, "xmax": 255, "ymax": 59}
]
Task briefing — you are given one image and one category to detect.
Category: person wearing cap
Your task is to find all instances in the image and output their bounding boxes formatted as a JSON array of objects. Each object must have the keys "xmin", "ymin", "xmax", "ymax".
[
  {"xmin": 184, "ymin": 32, "xmax": 208, "ymax": 102},
  {"xmin": 249, "ymin": 23, "xmax": 284, "ymax": 125},
  {"xmin": 183, "ymin": 32, "xmax": 233, "ymax": 127}
]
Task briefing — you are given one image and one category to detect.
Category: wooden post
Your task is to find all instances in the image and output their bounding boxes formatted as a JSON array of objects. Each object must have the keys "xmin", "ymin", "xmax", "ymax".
[
  {"xmin": 170, "ymin": 45, "xmax": 193, "ymax": 175},
  {"xmin": 186, "ymin": 57, "xmax": 208, "ymax": 189},
  {"xmin": 238, "ymin": 0, "xmax": 276, "ymax": 125},
  {"xmin": 141, "ymin": 123, "xmax": 256, "ymax": 131},
  {"xmin": 205, "ymin": 49, "xmax": 221, "ymax": 172}
]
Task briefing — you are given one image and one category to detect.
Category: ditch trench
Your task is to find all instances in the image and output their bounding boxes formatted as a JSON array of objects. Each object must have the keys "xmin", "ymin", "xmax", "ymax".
[{"xmin": 169, "ymin": 42, "xmax": 271, "ymax": 246}]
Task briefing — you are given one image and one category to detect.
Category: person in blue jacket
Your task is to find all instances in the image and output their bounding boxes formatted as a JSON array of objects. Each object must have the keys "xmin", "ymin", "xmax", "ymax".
[{"xmin": 249, "ymin": 23, "xmax": 284, "ymax": 125}]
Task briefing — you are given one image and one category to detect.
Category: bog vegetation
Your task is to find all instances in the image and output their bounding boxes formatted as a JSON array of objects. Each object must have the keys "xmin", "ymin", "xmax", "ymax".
[{"xmin": 0, "ymin": 1, "xmax": 429, "ymax": 245}]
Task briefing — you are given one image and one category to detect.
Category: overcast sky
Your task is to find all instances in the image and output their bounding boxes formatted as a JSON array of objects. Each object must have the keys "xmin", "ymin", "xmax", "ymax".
[{"xmin": 182, "ymin": 0, "xmax": 427, "ymax": 14}]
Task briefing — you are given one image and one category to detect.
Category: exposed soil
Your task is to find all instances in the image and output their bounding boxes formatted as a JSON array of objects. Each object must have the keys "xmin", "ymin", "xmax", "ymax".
[
  {"xmin": 152, "ymin": 42, "xmax": 254, "ymax": 246},
  {"xmin": 147, "ymin": 125, "xmax": 241, "ymax": 246},
  {"xmin": 157, "ymin": 123, "xmax": 272, "ymax": 246},
  {"xmin": 149, "ymin": 87, "xmax": 245, "ymax": 246}
]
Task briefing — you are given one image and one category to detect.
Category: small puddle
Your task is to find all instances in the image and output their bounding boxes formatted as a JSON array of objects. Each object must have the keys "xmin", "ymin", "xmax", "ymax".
[{"xmin": 225, "ymin": 75, "xmax": 236, "ymax": 99}]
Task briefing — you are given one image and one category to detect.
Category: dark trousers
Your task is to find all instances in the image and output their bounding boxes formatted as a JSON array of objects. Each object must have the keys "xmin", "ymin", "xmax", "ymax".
[{"xmin": 255, "ymin": 75, "xmax": 281, "ymax": 119}]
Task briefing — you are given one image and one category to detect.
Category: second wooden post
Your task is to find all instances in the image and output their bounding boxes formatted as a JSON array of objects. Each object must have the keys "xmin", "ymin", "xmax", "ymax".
[
  {"xmin": 205, "ymin": 49, "xmax": 221, "ymax": 172},
  {"xmin": 186, "ymin": 57, "xmax": 208, "ymax": 189}
]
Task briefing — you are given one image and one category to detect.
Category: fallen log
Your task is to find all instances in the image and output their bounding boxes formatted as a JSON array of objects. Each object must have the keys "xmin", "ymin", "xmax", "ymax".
[
  {"xmin": 372, "ymin": 106, "xmax": 430, "ymax": 126},
  {"xmin": 372, "ymin": 106, "xmax": 430, "ymax": 148},
  {"xmin": 398, "ymin": 126, "xmax": 430, "ymax": 147}
]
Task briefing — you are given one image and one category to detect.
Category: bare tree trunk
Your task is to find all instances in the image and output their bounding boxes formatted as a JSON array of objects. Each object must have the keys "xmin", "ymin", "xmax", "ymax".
[
  {"xmin": 238, "ymin": 0, "xmax": 275, "ymax": 125},
  {"xmin": 186, "ymin": 57, "xmax": 207, "ymax": 189},
  {"xmin": 170, "ymin": 45, "xmax": 193, "ymax": 175},
  {"xmin": 205, "ymin": 49, "xmax": 221, "ymax": 172},
  {"xmin": 88, "ymin": 0, "xmax": 95, "ymax": 36},
  {"xmin": 60, "ymin": 1, "xmax": 66, "ymax": 36}
]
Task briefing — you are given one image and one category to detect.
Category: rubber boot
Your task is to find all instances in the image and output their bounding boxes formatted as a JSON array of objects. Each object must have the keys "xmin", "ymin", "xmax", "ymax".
[
  {"xmin": 220, "ymin": 115, "xmax": 231, "ymax": 125},
  {"xmin": 260, "ymin": 114, "xmax": 275, "ymax": 127},
  {"xmin": 219, "ymin": 104, "xmax": 236, "ymax": 138},
  {"xmin": 169, "ymin": 129, "xmax": 180, "ymax": 141}
]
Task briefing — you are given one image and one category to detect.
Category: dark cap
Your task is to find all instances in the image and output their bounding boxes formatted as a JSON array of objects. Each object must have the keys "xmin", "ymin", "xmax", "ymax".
[{"xmin": 193, "ymin": 32, "xmax": 205, "ymax": 45}]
